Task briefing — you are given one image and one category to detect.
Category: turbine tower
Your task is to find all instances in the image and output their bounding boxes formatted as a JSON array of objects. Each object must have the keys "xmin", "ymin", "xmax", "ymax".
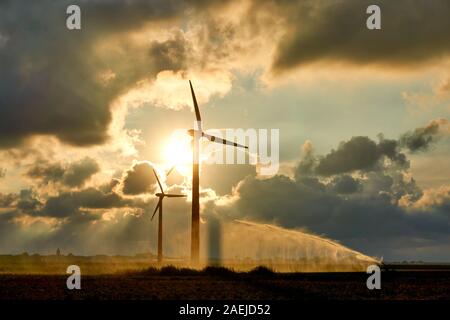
[
  {"xmin": 188, "ymin": 80, "xmax": 248, "ymax": 264},
  {"xmin": 151, "ymin": 168, "xmax": 187, "ymax": 263}
]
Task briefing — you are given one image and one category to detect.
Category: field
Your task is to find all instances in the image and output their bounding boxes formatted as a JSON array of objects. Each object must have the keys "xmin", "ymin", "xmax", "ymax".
[{"xmin": 0, "ymin": 255, "xmax": 449, "ymax": 300}]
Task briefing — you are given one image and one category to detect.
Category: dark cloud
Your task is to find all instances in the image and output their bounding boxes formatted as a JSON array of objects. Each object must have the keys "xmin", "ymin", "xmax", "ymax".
[
  {"xmin": 16, "ymin": 189, "xmax": 42, "ymax": 211},
  {"xmin": 329, "ymin": 175, "xmax": 361, "ymax": 194},
  {"xmin": 0, "ymin": 0, "xmax": 224, "ymax": 148},
  {"xmin": 40, "ymin": 187, "xmax": 135, "ymax": 218},
  {"xmin": 271, "ymin": 0, "xmax": 450, "ymax": 72},
  {"xmin": 26, "ymin": 157, "xmax": 99, "ymax": 187},
  {"xmin": 377, "ymin": 137, "xmax": 408, "ymax": 167},
  {"xmin": 314, "ymin": 136, "xmax": 406, "ymax": 176},
  {"xmin": 0, "ymin": 192, "xmax": 17, "ymax": 208},
  {"xmin": 1, "ymin": 0, "xmax": 448, "ymax": 150},
  {"xmin": 62, "ymin": 157, "xmax": 100, "ymax": 187},
  {"xmin": 315, "ymin": 137, "xmax": 379, "ymax": 175},
  {"xmin": 0, "ymin": 0, "xmax": 113, "ymax": 147},
  {"xmin": 399, "ymin": 119, "xmax": 448, "ymax": 152},
  {"xmin": 99, "ymin": 178, "xmax": 121, "ymax": 193},
  {"xmin": 300, "ymin": 121, "xmax": 447, "ymax": 178},
  {"xmin": 216, "ymin": 169, "xmax": 448, "ymax": 260},
  {"xmin": 26, "ymin": 163, "xmax": 65, "ymax": 185},
  {"xmin": 0, "ymin": 184, "xmax": 148, "ymax": 219},
  {"xmin": 206, "ymin": 123, "xmax": 449, "ymax": 260},
  {"xmin": 0, "ymin": 181, "xmax": 164, "ymax": 255},
  {"xmin": 122, "ymin": 162, "xmax": 156, "ymax": 195},
  {"xmin": 149, "ymin": 32, "xmax": 189, "ymax": 72},
  {"xmin": 0, "ymin": 187, "xmax": 188, "ymax": 256}
]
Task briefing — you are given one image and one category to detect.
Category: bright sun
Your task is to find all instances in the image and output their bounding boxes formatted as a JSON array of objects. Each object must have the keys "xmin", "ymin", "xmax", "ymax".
[{"xmin": 163, "ymin": 131, "xmax": 192, "ymax": 176}]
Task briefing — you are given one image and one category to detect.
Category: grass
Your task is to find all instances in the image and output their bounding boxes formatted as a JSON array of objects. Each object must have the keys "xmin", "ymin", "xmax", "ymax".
[
  {"xmin": 134, "ymin": 265, "xmax": 274, "ymax": 276},
  {"xmin": 0, "ymin": 270, "xmax": 448, "ymax": 300},
  {"xmin": 0, "ymin": 255, "xmax": 449, "ymax": 300}
]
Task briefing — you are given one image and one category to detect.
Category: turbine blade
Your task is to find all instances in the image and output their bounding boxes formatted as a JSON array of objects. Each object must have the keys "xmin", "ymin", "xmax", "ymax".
[
  {"xmin": 165, "ymin": 194, "xmax": 187, "ymax": 198},
  {"xmin": 166, "ymin": 165, "xmax": 175, "ymax": 177},
  {"xmin": 151, "ymin": 199, "xmax": 161, "ymax": 221},
  {"xmin": 152, "ymin": 168, "xmax": 164, "ymax": 193},
  {"xmin": 189, "ymin": 80, "xmax": 201, "ymax": 122},
  {"xmin": 202, "ymin": 133, "xmax": 248, "ymax": 149}
]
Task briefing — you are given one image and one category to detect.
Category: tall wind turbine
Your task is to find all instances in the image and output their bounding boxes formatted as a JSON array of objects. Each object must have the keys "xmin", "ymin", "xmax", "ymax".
[
  {"xmin": 151, "ymin": 168, "xmax": 187, "ymax": 263},
  {"xmin": 188, "ymin": 80, "xmax": 248, "ymax": 264}
]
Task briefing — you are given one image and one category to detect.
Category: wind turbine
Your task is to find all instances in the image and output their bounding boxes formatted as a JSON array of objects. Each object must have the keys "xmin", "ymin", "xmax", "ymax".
[
  {"xmin": 188, "ymin": 80, "xmax": 248, "ymax": 264},
  {"xmin": 151, "ymin": 167, "xmax": 187, "ymax": 263}
]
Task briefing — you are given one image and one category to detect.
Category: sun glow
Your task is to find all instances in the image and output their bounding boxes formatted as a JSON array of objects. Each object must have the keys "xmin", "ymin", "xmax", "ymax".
[{"xmin": 163, "ymin": 131, "xmax": 192, "ymax": 176}]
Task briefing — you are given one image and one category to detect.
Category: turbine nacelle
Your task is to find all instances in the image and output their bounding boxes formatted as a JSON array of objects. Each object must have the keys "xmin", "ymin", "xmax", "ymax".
[
  {"xmin": 151, "ymin": 168, "xmax": 187, "ymax": 221},
  {"xmin": 187, "ymin": 129, "xmax": 201, "ymax": 137}
]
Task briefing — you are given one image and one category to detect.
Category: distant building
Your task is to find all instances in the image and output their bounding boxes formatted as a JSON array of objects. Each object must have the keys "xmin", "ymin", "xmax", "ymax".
[{"xmin": 56, "ymin": 248, "xmax": 61, "ymax": 256}]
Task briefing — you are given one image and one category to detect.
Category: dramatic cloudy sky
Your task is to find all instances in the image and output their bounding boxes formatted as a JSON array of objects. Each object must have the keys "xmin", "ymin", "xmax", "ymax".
[{"xmin": 0, "ymin": 0, "xmax": 449, "ymax": 261}]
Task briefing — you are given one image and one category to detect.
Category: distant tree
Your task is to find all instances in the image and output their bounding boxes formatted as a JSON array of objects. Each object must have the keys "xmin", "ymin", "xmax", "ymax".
[{"xmin": 56, "ymin": 248, "xmax": 61, "ymax": 256}]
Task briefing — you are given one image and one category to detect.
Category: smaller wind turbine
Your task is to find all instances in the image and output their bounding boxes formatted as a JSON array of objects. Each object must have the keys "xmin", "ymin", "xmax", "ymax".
[{"xmin": 151, "ymin": 167, "xmax": 186, "ymax": 263}]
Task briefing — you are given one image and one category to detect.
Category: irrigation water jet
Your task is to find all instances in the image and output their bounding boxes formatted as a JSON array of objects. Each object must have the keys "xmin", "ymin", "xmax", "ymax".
[{"xmin": 203, "ymin": 219, "xmax": 379, "ymax": 272}]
